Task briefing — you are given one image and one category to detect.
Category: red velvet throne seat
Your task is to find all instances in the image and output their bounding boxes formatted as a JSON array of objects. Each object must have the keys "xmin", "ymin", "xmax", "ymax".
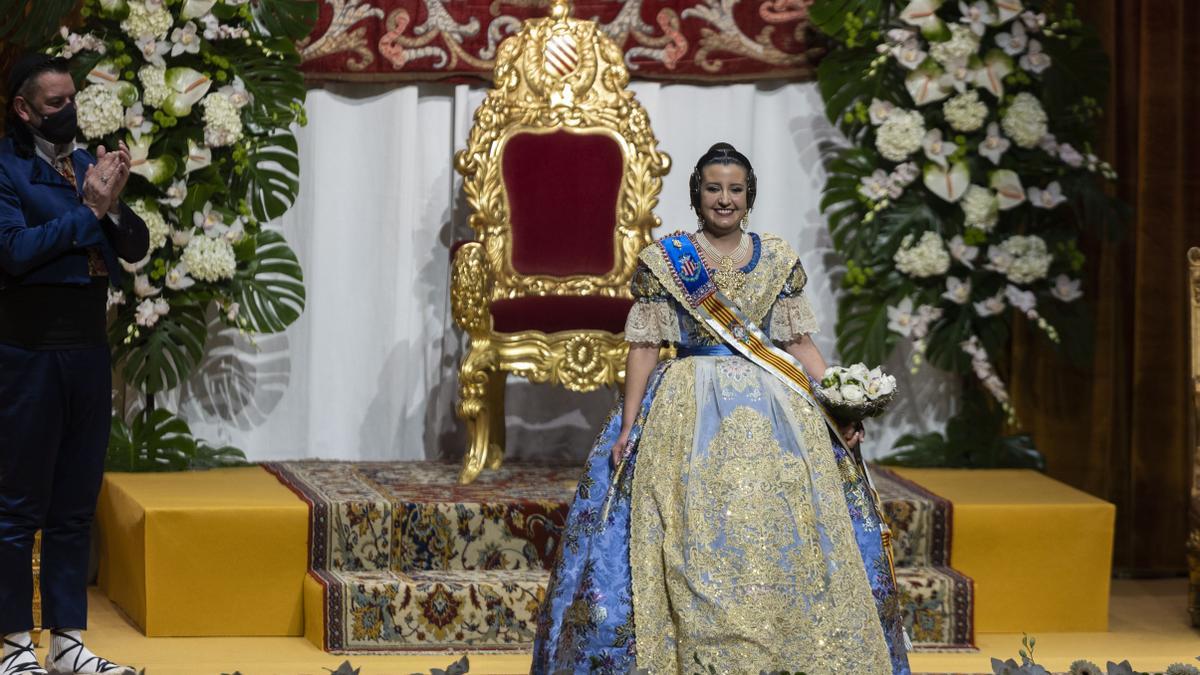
[{"xmin": 451, "ymin": 0, "xmax": 670, "ymax": 483}]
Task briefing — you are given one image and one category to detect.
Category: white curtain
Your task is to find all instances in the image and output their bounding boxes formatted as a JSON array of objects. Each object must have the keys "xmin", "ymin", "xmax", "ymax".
[{"xmin": 172, "ymin": 81, "xmax": 956, "ymax": 463}]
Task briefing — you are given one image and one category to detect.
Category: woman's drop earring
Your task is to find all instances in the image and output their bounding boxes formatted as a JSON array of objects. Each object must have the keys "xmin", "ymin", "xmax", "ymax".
[{"xmin": 740, "ymin": 213, "xmax": 750, "ymax": 232}]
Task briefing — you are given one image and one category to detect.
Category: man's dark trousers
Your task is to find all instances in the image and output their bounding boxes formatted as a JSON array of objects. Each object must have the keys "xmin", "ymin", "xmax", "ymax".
[{"xmin": 0, "ymin": 341, "xmax": 110, "ymax": 634}]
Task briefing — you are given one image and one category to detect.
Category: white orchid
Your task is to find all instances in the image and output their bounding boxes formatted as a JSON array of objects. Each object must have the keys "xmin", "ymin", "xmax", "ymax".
[
  {"xmin": 974, "ymin": 290, "xmax": 1007, "ymax": 317},
  {"xmin": 1057, "ymin": 142, "xmax": 1084, "ymax": 168},
  {"xmin": 225, "ymin": 301, "xmax": 240, "ymax": 322},
  {"xmin": 135, "ymin": 36, "xmax": 170, "ymax": 68},
  {"xmin": 922, "ymin": 128, "xmax": 957, "ymax": 168},
  {"xmin": 58, "ymin": 27, "xmax": 107, "ymax": 59},
  {"xmin": 1020, "ymin": 11, "xmax": 1047, "ymax": 33},
  {"xmin": 1028, "ymin": 181, "xmax": 1067, "ymax": 209},
  {"xmin": 869, "ymin": 98, "xmax": 895, "ymax": 125},
  {"xmin": 948, "ymin": 235, "xmax": 979, "ymax": 267},
  {"xmin": 978, "ymin": 122, "xmax": 1011, "ymax": 165},
  {"xmin": 887, "ymin": 297, "xmax": 917, "ymax": 337},
  {"xmin": 860, "ymin": 169, "xmax": 900, "ymax": 201},
  {"xmin": 221, "ymin": 217, "xmax": 246, "ymax": 244},
  {"xmin": 943, "ymin": 276, "xmax": 972, "ymax": 304},
  {"xmin": 135, "ymin": 299, "xmax": 159, "ymax": 327},
  {"xmin": 899, "ymin": 0, "xmax": 949, "ymax": 39},
  {"xmin": 938, "ymin": 58, "xmax": 973, "ymax": 94},
  {"xmin": 171, "ymin": 228, "xmax": 193, "ymax": 248},
  {"xmin": 1005, "ymin": 285, "xmax": 1038, "ymax": 315},
  {"xmin": 986, "ymin": 245, "xmax": 1015, "ymax": 274},
  {"xmin": 996, "ymin": 22, "xmax": 1028, "ymax": 55},
  {"xmin": 893, "ymin": 39, "xmax": 928, "ymax": 70},
  {"xmin": 218, "ymin": 77, "xmax": 253, "ymax": 108},
  {"xmin": 958, "ymin": 0, "xmax": 994, "ymax": 36},
  {"xmin": 923, "ymin": 160, "xmax": 971, "ymax": 202},
  {"xmin": 185, "ymin": 139, "xmax": 212, "ymax": 174},
  {"xmin": 123, "ymin": 103, "xmax": 153, "ymax": 140},
  {"xmin": 106, "ymin": 287, "xmax": 126, "ymax": 311},
  {"xmin": 994, "ymin": 0, "xmax": 1025, "ymax": 24},
  {"xmin": 1050, "ymin": 274, "xmax": 1084, "ymax": 302},
  {"xmin": 971, "ymin": 50, "xmax": 1013, "ymax": 98},
  {"xmin": 163, "ymin": 179, "xmax": 188, "ymax": 208},
  {"xmin": 194, "ymin": 201, "xmax": 225, "ymax": 235},
  {"xmin": 990, "ymin": 170, "xmax": 1027, "ymax": 210},
  {"xmin": 1039, "ymin": 132, "xmax": 1059, "ymax": 154},
  {"xmin": 165, "ymin": 262, "xmax": 196, "ymax": 291},
  {"xmin": 906, "ymin": 62, "xmax": 953, "ymax": 105},
  {"xmin": 912, "ymin": 304, "xmax": 944, "ymax": 339},
  {"xmin": 133, "ymin": 274, "xmax": 161, "ymax": 298},
  {"xmin": 1019, "ymin": 39, "xmax": 1052, "ymax": 74},
  {"xmin": 891, "ymin": 162, "xmax": 921, "ymax": 186},
  {"xmin": 170, "ymin": 22, "xmax": 202, "ymax": 57}
]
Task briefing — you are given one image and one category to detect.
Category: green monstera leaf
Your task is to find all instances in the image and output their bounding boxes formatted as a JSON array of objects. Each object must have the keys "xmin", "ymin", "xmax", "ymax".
[
  {"xmin": 230, "ymin": 229, "xmax": 305, "ymax": 333},
  {"xmin": 241, "ymin": 131, "xmax": 301, "ymax": 223},
  {"xmin": 108, "ymin": 409, "xmax": 247, "ymax": 472},
  {"xmin": 112, "ymin": 299, "xmax": 210, "ymax": 394},
  {"xmin": 253, "ymin": 0, "xmax": 319, "ymax": 42}
]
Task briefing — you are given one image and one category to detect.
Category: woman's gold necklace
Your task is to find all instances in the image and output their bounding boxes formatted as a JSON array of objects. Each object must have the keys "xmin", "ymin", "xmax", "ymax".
[{"xmin": 697, "ymin": 231, "xmax": 750, "ymax": 295}]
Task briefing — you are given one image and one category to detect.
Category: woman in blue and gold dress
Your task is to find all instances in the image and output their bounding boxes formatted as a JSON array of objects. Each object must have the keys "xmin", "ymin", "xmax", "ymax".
[{"xmin": 532, "ymin": 143, "xmax": 910, "ymax": 674}]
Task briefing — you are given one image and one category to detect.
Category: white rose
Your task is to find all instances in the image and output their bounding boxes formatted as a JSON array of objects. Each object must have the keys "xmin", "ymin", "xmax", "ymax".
[
  {"xmin": 848, "ymin": 363, "xmax": 871, "ymax": 382},
  {"xmin": 841, "ymin": 384, "xmax": 867, "ymax": 403}
]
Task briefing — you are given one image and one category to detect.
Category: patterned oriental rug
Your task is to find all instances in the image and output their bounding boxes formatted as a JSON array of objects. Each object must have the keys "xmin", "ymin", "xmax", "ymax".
[{"xmin": 263, "ymin": 461, "xmax": 975, "ymax": 654}]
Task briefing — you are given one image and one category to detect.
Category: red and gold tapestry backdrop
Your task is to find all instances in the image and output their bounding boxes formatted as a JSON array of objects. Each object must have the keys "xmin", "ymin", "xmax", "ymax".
[{"xmin": 298, "ymin": 0, "xmax": 817, "ymax": 82}]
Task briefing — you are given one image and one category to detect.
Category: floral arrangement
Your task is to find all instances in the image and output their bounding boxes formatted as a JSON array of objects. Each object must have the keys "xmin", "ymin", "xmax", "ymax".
[
  {"xmin": 816, "ymin": 363, "xmax": 898, "ymax": 421},
  {"xmin": 809, "ymin": 0, "xmax": 1125, "ymax": 466},
  {"xmin": 990, "ymin": 635, "xmax": 1199, "ymax": 675},
  {"xmin": 48, "ymin": 0, "xmax": 316, "ymax": 470}
]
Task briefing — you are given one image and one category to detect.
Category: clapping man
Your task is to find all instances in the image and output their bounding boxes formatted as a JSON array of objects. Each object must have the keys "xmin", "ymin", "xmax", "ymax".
[{"xmin": 0, "ymin": 54, "xmax": 147, "ymax": 675}]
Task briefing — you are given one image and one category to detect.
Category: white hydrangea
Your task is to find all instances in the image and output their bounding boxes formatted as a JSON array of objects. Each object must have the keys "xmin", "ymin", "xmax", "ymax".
[
  {"xmin": 138, "ymin": 66, "xmax": 169, "ymax": 108},
  {"xmin": 960, "ymin": 185, "xmax": 999, "ymax": 231},
  {"xmin": 130, "ymin": 200, "xmax": 170, "ymax": 252},
  {"xmin": 997, "ymin": 235, "xmax": 1052, "ymax": 284},
  {"xmin": 875, "ymin": 109, "xmax": 926, "ymax": 162},
  {"xmin": 181, "ymin": 235, "xmax": 237, "ymax": 282},
  {"xmin": 930, "ymin": 25, "xmax": 981, "ymax": 66},
  {"xmin": 201, "ymin": 92, "xmax": 244, "ymax": 147},
  {"xmin": 943, "ymin": 90, "xmax": 989, "ymax": 132},
  {"xmin": 894, "ymin": 231, "xmax": 951, "ymax": 278},
  {"xmin": 1001, "ymin": 92, "xmax": 1049, "ymax": 148},
  {"xmin": 76, "ymin": 85, "xmax": 124, "ymax": 139},
  {"xmin": 121, "ymin": 0, "xmax": 174, "ymax": 41}
]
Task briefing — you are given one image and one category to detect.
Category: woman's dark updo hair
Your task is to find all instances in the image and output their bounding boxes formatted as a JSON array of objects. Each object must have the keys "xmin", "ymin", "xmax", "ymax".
[{"xmin": 689, "ymin": 142, "xmax": 757, "ymax": 213}]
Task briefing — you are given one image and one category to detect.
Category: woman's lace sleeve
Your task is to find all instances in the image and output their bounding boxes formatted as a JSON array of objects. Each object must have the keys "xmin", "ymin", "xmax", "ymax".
[
  {"xmin": 770, "ymin": 261, "xmax": 820, "ymax": 343},
  {"xmin": 624, "ymin": 263, "xmax": 680, "ymax": 346}
]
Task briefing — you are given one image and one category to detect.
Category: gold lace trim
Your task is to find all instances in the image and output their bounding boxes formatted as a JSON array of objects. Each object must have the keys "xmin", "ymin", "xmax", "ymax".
[
  {"xmin": 624, "ymin": 300, "xmax": 681, "ymax": 345},
  {"xmin": 769, "ymin": 292, "xmax": 820, "ymax": 343}
]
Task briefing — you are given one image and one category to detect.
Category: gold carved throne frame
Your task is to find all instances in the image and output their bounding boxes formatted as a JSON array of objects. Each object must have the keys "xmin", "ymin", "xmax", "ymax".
[
  {"xmin": 1188, "ymin": 248, "xmax": 1200, "ymax": 626},
  {"xmin": 451, "ymin": 0, "xmax": 670, "ymax": 484}
]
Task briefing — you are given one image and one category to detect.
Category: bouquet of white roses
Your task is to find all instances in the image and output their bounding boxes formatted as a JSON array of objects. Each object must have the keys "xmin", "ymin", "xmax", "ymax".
[{"xmin": 815, "ymin": 363, "xmax": 898, "ymax": 421}]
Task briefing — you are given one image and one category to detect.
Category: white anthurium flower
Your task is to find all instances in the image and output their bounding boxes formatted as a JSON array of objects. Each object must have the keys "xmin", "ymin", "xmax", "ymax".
[
  {"xmin": 958, "ymin": 0, "xmax": 994, "ymax": 36},
  {"xmin": 194, "ymin": 201, "xmax": 225, "ymax": 235},
  {"xmin": 943, "ymin": 276, "xmax": 972, "ymax": 304},
  {"xmin": 996, "ymin": 22, "xmax": 1028, "ymax": 55},
  {"xmin": 887, "ymin": 297, "xmax": 916, "ymax": 338},
  {"xmin": 1021, "ymin": 10, "xmax": 1046, "ymax": 32},
  {"xmin": 906, "ymin": 62, "xmax": 953, "ymax": 105},
  {"xmin": 98, "ymin": 0, "xmax": 129, "ymax": 14},
  {"xmin": 163, "ymin": 179, "xmax": 188, "ymax": 208},
  {"xmin": 974, "ymin": 290, "xmax": 1007, "ymax": 317},
  {"xmin": 123, "ymin": 103, "xmax": 153, "ymax": 140},
  {"xmin": 978, "ymin": 122, "xmax": 1012, "ymax": 165},
  {"xmin": 990, "ymin": 169, "xmax": 1026, "ymax": 210},
  {"xmin": 1058, "ymin": 143, "xmax": 1085, "ymax": 168},
  {"xmin": 869, "ymin": 98, "xmax": 895, "ymax": 125},
  {"xmin": 938, "ymin": 58, "xmax": 973, "ymax": 94},
  {"xmin": 1019, "ymin": 39, "xmax": 1052, "ymax": 74},
  {"xmin": 135, "ymin": 299, "xmax": 159, "ymax": 327},
  {"xmin": 1027, "ymin": 181, "xmax": 1067, "ymax": 209},
  {"xmin": 135, "ymin": 36, "xmax": 170, "ymax": 69},
  {"xmin": 171, "ymin": 228, "xmax": 193, "ymax": 248},
  {"xmin": 922, "ymin": 128, "xmax": 957, "ymax": 168},
  {"xmin": 120, "ymin": 254, "xmax": 150, "ymax": 274},
  {"xmin": 923, "ymin": 160, "xmax": 971, "ymax": 203},
  {"xmin": 180, "ymin": 0, "xmax": 218, "ymax": 20},
  {"xmin": 893, "ymin": 38, "xmax": 928, "ymax": 70},
  {"xmin": 985, "ymin": 245, "xmax": 1015, "ymax": 274},
  {"xmin": 1050, "ymin": 274, "xmax": 1084, "ymax": 302},
  {"xmin": 1005, "ymin": 285, "xmax": 1038, "ymax": 315},
  {"xmin": 126, "ymin": 133, "xmax": 177, "ymax": 186},
  {"xmin": 165, "ymin": 262, "xmax": 195, "ymax": 291},
  {"xmin": 185, "ymin": 139, "xmax": 212, "ymax": 174},
  {"xmin": 86, "ymin": 60, "xmax": 138, "ymax": 106},
  {"xmin": 994, "ymin": 0, "xmax": 1025, "ymax": 24},
  {"xmin": 133, "ymin": 274, "xmax": 161, "ymax": 298},
  {"xmin": 948, "ymin": 234, "xmax": 979, "ymax": 267},
  {"xmin": 891, "ymin": 162, "xmax": 921, "ymax": 186},
  {"xmin": 900, "ymin": 0, "xmax": 950, "ymax": 39},
  {"xmin": 170, "ymin": 22, "xmax": 202, "ymax": 57},
  {"xmin": 163, "ymin": 67, "xmax": 213, "ymax": 118},
  {"xmin": 971, "ymin": 50, "xmax": 1013, "ymax": 99}
]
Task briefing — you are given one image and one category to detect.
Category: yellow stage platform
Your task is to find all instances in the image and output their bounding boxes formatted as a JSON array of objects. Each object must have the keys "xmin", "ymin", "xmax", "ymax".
[
  {"xmin": 893, "ymin": 468, "xmax": 1116, "ymax": 633},
  {"xmin": 94, "ymin": 465, "xmax": 1115, "ymax": 642},
  {"xmin": 96, "ymin": 467, "xmax": 308, "ymax": 636}
]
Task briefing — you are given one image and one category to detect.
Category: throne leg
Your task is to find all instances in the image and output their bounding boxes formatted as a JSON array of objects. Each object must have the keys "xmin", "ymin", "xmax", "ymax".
[
  {"xmin": 485, "ymin": 370, "xmax": 506, "ymax": 470},
  {"xmin": 458, "ymin": 342, "xmax": 496, "ymax": 485}
]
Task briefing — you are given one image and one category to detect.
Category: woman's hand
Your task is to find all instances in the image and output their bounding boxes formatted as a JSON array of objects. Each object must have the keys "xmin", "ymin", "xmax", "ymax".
[
  {"xmin": 840, "ymin": 421, "xmax": 864, "ymax": 449},
  {"xmin": 612, "ymin": 429, "xmax": 632, "ymax": 468}
]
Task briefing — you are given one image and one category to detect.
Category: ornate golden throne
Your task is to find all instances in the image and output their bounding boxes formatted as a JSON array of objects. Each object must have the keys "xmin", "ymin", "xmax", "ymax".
[
  {"xmin": 1188, "ymin": 248, "xmax": 1200, "ymax": 626},
  {"xmin": 451, "ymin": 0, "xmax": 670, "ymax": 484}
]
